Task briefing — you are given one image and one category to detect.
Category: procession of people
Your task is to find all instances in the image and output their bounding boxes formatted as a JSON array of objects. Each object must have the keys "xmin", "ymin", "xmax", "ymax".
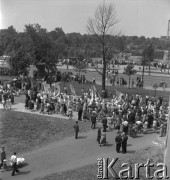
[{"xmin": 1, "ymin": 77, "xmax": 168, "ymax": 142}]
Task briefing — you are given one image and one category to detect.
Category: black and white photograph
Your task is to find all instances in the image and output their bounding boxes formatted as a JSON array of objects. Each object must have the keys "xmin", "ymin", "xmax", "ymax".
[{"xmin": 0, "ymin": 0, "xmax": 170, "ymax": 179}]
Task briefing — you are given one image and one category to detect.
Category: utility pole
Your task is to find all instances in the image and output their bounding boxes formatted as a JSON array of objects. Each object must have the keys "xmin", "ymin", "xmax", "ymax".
[
  {"xmin": 167, "ymin": 20, "xmax": 170, "ymax": 74},
  {"xmin": 167, "ymin": 20, "xmax": 170, "ymax": 40}
]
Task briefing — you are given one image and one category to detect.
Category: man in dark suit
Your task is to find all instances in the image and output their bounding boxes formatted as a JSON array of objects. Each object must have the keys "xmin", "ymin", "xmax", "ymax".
[
  {"xmin": 78, "ymin": 105, "xmax": 83, "ymax": 121},
  {"xmin": 115, "ymin": 131, "xmax": 122, "ymax": 153},
  {"xmin": 74, "ymin": 121, "xmax": 79, "ymax": 139},
  {"xmin": 121, "ymin": 132, "xmax": 128, "ymax": 154},
  {"xmin": 91, "ymin": 111, "xmax": 97, "ymax": 129},
  {"xmin": 1, "ymin": 146, "xmax": 6, "ymax": 172},
  {"xmin": 102, "ymin": 115, "xmax": 107, "ymax": 132}
]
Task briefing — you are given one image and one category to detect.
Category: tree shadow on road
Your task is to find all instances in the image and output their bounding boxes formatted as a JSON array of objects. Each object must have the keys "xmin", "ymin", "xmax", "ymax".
[
  {"xmin": 127, "ymin": 150, "xmax": 136, "ymax": 153},
  {"xmin": 101, "ymin": 142, "xmax": 113, "ymax": 147},
  {"xmin": 105, "ymin": 143, "xmax": 113, "ymax": 147},
  {"xmin": 78, "ymin": 136, "xmax": 87, "ymax": 139},
  {"xmin": 15, "ymin": 170, "xmax": 31, "ymax": 176}
]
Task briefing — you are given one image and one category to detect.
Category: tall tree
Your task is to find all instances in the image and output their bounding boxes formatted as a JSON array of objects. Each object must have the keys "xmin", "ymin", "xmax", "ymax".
[
  {"xmin": 123, "ymin": 63, "xmax": 137, "ymax": 88},
  {"xmin": 143, "ymin": 43, "xmax": 154, "ymax": 75},
  {"xmin": 86, "ymin": 1, "xmax": 118, "ymax": 95},
  {"xmin": 73, "ymin": 53, "xmax": 87, "ymax": 76},
  {"xmin": 25, "ymin": 24, "xmax": 58, "ymax": 75},
  {"xmin": 7, "ymin": 33, "xmax": 32, "ymax": 76}
]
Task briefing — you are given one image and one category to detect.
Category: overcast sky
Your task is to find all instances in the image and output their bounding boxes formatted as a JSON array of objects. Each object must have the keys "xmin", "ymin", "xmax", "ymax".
[{"xmin": 0, "ymin": 0, "xmax": 170, "ymax": 37}]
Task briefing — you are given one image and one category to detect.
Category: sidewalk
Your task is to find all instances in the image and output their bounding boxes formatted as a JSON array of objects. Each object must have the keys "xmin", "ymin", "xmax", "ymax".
[{"xmin": 0, "ymin": 103, "xmax": 78, "ymax": 121}]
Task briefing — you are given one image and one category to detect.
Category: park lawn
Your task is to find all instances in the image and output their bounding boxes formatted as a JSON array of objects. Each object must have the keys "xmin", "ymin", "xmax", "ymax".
[
  {"xmin": 34, "ymin": 145, "xmax": 164, "ymax": 180},
  {"xmin": 0, "ymin": 110, "xmax": 91, "ymax": 155},
  {"xmin": 59, "ymin": 81, "xmax": 170, "ymax": 100}
]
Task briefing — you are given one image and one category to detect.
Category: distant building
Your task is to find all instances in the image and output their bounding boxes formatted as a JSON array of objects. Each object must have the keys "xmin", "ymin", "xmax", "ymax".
[
  {"xmin": 91, "ymin": 58, "xmax": 103, "ymax": 63},
  {"xmin": 160, "ymin": 36, "xmax": 170, "ymax": 41}
]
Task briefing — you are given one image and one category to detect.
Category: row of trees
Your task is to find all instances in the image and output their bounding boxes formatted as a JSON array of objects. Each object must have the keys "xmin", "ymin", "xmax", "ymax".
[{"xmin": 0, "ymin": 1, "xmax": 170, "ymax": 94}]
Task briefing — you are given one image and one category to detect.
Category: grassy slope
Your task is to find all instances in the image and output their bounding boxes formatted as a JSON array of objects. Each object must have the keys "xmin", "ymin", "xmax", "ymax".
[
  {"xmin": 0, "ymin": 110, "xmax": 91, "ymax": 155},
  {"xmin": 35, "ymin": 146, "xmax": 164, "ymax": 180}
]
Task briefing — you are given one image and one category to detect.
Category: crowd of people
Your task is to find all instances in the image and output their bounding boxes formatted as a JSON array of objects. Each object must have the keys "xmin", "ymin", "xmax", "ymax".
[
  {"xmin": 0, "ymin": 76, "xmax": 169, "ymax": 157},
  {"xmin": 24, "ymin": 80, "xmax": 168, "ymax": 141}
]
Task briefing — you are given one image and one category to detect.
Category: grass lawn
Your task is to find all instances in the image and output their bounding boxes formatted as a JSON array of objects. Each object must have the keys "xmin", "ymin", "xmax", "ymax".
[
  {"xmin": 34, "ymin": 145, "xmax": 164, "ymax": 180},
  {"xmin": 59, "ymin": 81, "xmax": 170, "ymax": 100},
  {"xmin": 0, "ymin": 110, "xmax": 91, "ymax": 155}
]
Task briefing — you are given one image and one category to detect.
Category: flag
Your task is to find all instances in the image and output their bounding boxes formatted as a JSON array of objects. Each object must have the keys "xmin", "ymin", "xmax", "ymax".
[
  {"xmin": 92, "ymin": 85, "xmax": 101, "ymax": 100},
  {"xmin": 115, "ymin": 89, "xmax": 124, "ymax": 101},
  {"xmin": 42, "ymin": 82, "xmax": 47, "ymax": 93},
  {"xmin": 54, "ymin": 83, "xmax": 60, "ymax": 96},
  {"xmin": 69, "ymin": 84, "xmax": 76, "ymax": 97}
]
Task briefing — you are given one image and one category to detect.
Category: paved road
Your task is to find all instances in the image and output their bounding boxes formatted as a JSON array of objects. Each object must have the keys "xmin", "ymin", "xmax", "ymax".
[{"xmin": 0, "ymin": 103, "xmax": 161, "ymax": 180}]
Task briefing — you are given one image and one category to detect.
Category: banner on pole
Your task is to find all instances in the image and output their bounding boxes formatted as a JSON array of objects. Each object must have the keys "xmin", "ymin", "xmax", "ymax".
[
  {"xmin": 53, "ymin": 83, "xmax": 60, "ymax": 96},
  {"xmin": 92, "ymin": 85, "xmax": 101, "ymax": 100},
  {"xmin": 69, "ymin": 84, "xmax": 76, "ymax": 97},
  {"xmin": 115, "ymin": 89, "xmax": 124, "ymax": 100}
]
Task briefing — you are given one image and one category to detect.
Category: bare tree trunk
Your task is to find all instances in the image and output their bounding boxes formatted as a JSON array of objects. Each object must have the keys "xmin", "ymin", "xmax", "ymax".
[
  {"xmin": 102, "ymin": 67, "xmax": 106, "ymax": 91},
  {"xmin": 142, "ymin": 65, "xmax": 145, "ymax": 83},
  {"xmin": 102, "ymin": 52, "xmax": 106, "ymax": 91},
  {"xmin": 102, "ymin": 38, "xmax": 106, "ymax": 92},
  {"xmin": 129, "ymin": 75, "xmax": 130, "ymax": 88}
]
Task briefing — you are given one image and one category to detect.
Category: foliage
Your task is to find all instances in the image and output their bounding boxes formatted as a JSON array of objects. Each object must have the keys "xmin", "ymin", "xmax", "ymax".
[
  {"xmin": 159, "ymin": 81, "xmax": 167, "ymax": 91},
  {"xmin": 142, "ymin": 43, "xmax": 155, "ymax": 65},
  {"xmin": 7, "ymin": 32, "xmax": 33, "ymax": 76},
  {"xmin": 73, "ymin": 53, "xmax": 88, "ymax": 75},
  {"xmin": 154, "ymin": 50, "xmax": 164, "ymax": 59},
  {"xmin": 153, "ymin": 83, "xmax": 158, "ymax": 90},
  {"xmin": 1, "ymin": 23, "xmax": 170, "ymax": 77},
  {"xmin": 123, "ymin": 63, "xmax": 137, "ymax": 88},
  {"xmin": 123, "ymin": 63, "xmax": 137, "ymax": 76}
]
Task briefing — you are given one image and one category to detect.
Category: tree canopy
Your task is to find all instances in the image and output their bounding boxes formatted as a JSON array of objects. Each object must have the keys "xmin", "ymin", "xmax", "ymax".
[
  {"xmin": 123, "ymin": 63, "xmax": 137, "ymax": 88},
  {"xmin": 1, "ymin": 22, "xmax": 170, "ymax": 77}
]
